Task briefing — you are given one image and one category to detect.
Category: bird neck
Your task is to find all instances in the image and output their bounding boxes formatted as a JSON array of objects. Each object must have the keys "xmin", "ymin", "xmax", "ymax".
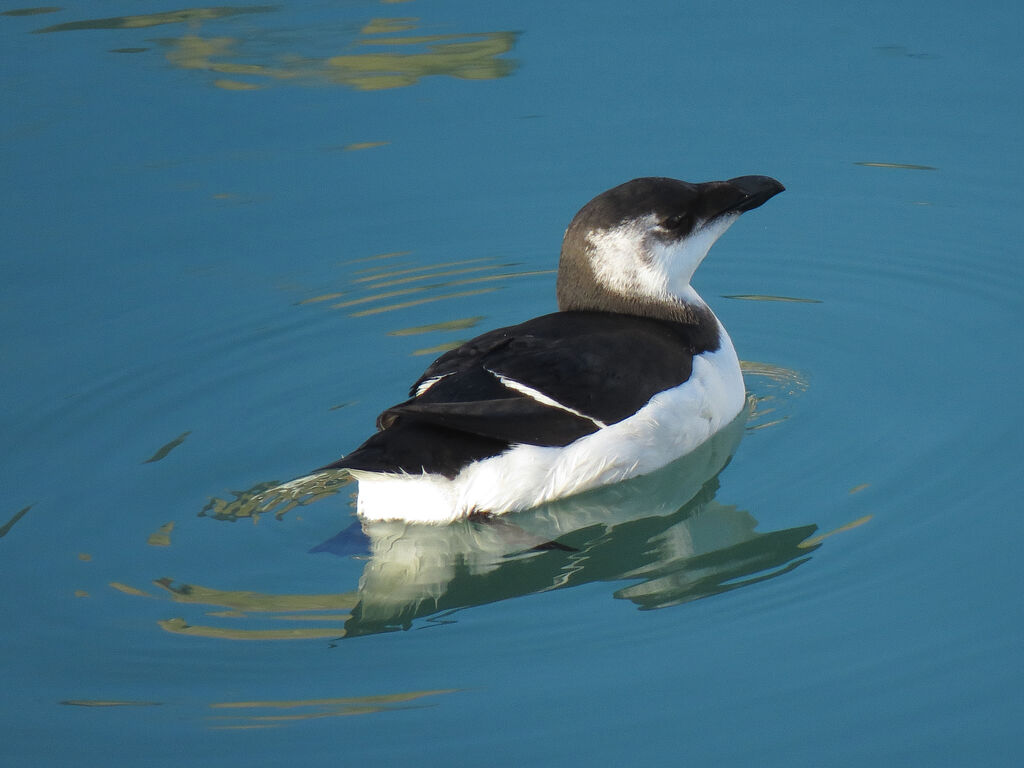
[{"xmin": 556, "ymin": 246, "xmax": 716, "ymax": 330}]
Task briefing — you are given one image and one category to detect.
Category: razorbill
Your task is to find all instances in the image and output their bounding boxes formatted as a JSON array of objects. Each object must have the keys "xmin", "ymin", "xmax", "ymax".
[{"xmin": 319, "ymin": 175, "xmax": 784, "ymax": 523}]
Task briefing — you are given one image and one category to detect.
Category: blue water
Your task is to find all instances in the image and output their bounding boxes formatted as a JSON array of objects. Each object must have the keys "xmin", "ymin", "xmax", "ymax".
[{"xmin": 3, "ymin": 1, "xmax": 1023, "ymax": 765}]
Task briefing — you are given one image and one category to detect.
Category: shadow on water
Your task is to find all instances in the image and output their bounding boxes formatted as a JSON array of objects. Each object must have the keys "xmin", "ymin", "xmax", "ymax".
[{"xmin": 125, "ymin": 367, "xmax": 855, "ymax": 642}]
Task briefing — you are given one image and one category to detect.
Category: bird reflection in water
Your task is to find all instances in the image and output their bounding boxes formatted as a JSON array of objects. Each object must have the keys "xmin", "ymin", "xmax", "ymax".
[{"xmin": 311, "ymin": 405, "xmax": 819, "ymax": 638}]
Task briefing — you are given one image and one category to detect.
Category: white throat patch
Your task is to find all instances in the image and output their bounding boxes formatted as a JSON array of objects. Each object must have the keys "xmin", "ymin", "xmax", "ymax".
[{"xmin": 586, "ymin": 214, "xmax": 738, "ymax": 302}]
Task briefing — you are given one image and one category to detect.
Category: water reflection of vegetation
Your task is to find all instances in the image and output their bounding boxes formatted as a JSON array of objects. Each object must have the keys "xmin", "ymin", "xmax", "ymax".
[
  {"xmin": 387, "ymin": 316, "xmax": 486, "ymax": 337},
  {"xmin": 61, "ymin": 690, "xmax": 457, "ymax": 727},
  {"xmin": 61, "ymin": 699, "xmax": 162, "ymax": 707},
  {"xmin": 199, "ymin": 472, "xmax": 352, "ymax": 522},
  {"xmin": 741, "ymin": 361, "xmax": 809, "ymax": 431},
  {"xmin": 142, "ymin": 430, "xmax": 191, "ymax": 464},
  {"xmin": 207, "ymin": 689, "xmax": 458, "ymax": 729},
  {"xmin": 854, "ymin": 161, "xmax": 938, "ymax": 171},
  {"xmin": 153, "ymin": 577, "xmax": 357, "ymax": 612},
  {"xmin": 31, "ymin": 5, "xmax": 518, "ymax": 91},
  {"xmin": 158, "ymin": 617, "xmax": 346, "ymax": 640},
  {"xmin": 1, "ymin": 7, "xmax": 61, "ymax": 17},
  {"xmin": 144, "ymin": 578, "xmax": 358, "ymax": 640},
  {"xmin": 34, "ymin": 6, "xmax": 276, "ymax": 32},
  {"xmin": 724, "ymin": 293, "xmax": 822, "ymax": 303},
  {"xmin": 0, "ymin": 504, "xmax": 33, "ymax": 538},
  {"xmin": 147, "ymin": 521, "xmax": 175, "ymax": 546},
  {"xmin": 298, "ymin": 252, "xmax": 555, "ymax": 336}
]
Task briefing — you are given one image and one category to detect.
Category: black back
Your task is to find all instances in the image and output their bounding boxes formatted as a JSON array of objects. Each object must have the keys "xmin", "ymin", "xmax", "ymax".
[{"xmin": 321, "ymin": 310, "xmax": 720, "ymax": 478}]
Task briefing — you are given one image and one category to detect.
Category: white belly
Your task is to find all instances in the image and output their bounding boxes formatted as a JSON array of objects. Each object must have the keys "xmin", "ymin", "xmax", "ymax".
[{"xmin": 352, "ymin": 332, "xmax": 745, "ymax": 524}]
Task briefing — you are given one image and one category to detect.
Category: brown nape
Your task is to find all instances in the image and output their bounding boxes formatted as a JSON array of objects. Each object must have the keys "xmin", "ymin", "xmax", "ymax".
[{"xmin": 556, "ymin": 238, "xmax": 718, "ymax": 347}]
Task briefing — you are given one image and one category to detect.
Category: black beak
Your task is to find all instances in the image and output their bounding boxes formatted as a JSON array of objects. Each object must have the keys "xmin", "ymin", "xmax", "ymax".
[
  {"xmin": 697, "ymin": 175, "xmax": 785, "ymax": 220},
  {"xmin": 720, "ymin": 175, "xmax": 786, "ymax": 214}
]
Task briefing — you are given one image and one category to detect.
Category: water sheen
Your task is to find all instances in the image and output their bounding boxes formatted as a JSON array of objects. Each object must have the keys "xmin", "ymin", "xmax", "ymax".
[{"xmin": 2, "ymin": 1, "xmax": 1022, "ymax": 766}]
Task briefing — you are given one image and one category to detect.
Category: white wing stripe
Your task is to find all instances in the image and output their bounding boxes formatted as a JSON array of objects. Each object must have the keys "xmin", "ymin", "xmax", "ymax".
[
  {"xmin": 488, "ymin": 369, "xmax": 607, "ymax": 429},
  {"xmin": 414, "ymin": 373, "xmax": 451, "ymax": 397}
]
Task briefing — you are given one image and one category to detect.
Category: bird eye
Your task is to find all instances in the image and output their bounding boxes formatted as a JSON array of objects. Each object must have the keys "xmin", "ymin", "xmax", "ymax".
[{"xmin": 660, "ymin": 213, "xmax": 689, "ymax": 231}]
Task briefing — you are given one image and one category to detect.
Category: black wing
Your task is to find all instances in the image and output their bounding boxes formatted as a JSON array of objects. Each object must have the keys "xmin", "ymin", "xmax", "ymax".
[{"xmin": 321, "ymin": 310, "xmax": 714, "ymax": 478}]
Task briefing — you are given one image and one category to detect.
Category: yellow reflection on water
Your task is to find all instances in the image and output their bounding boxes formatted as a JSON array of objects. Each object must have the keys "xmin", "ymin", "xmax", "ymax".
[
  {"xmin": 358, "ymin": 264, "xmax": 514, "ymax": 289},
  {"xmin": 60, "ymin": 688, "xmax": 454, "ymax": 727},
  {"xmin": 345, "ymin": 250, "xmax": 411, "ymax": 265},
  {"xmin": 741, "ymin": 360, "xmax": 809, "ymax": 431},
  {"xmin": 147, "ymin": 521, "xmax": 175, "ymax": 547},
  {"xmin": 206, "ymin": 689, "xmax": 457, "ymax": 728},
  {"xmin": 323, "ymin": 31, "xmax": 518, "ymax": 90},
  {"xmin": 855, "ymin": 161, "xmax": 937, "ymax": 171},
  {"xmin": 361, "ymin": 17, "xmax": 417, "ymax": 35},
  {"xmin": 106, "ymin": 577, "xmax": 358, "ymax": 641},
  {"xmin": 724, "ymin": 293, "xmax": 822, "ymax": 304},
  {"xmin": 342, "ymin": 141, "xmax": 389, "ymax": 151},
  {"xmin": 199, "ymin": 471, "xmax": 351, "ymax": 521},
  {"xmin": 348, "ymin": 287, "xmax": 498, "ymax": 317},
  {"xmin": 109, "ymin": 582, "xmax": 154, "ymax": 597},
  {"xmin": 152, "ymin": 577, "xmax": 358, "ymax": 612},
  {"xmin": 32, "ymin": 6, "xmax": 518, "ymax": 92},
  {"xmin": 61, "ymin": 699, "xmax": 162, "ymax": 707},
  {"xmin": 299, "ymin": 252, "xmax": 553, "ymax": 331},
  {"xmin": 799, "ymin": 515, "xmax": 872, "ymax": 548},
  {"xmin": 388, "ymin": 316, "xmax": 485, "ymax": 337},
  {"xmin": 35, "ymin": 6, "xmax": 277, "ymax": 33},
  {"xmin": 213, "ymin": 78, "xmax": 263, "ymax": 91},
  {"xmin": 438, "ymin": 269, "xmax": 556, "ymax": 287},
  {"xmin": 352, "ymin": 258, "xmax": 492, "ymax": 283},
  {"xmin": 412, "ymin": 340, "xmax": 464, "ymax": 356},
  {"xmin": 330, "ymin": 287, "xmax": 425, "ymax": 309},
  {"xmin": 741, "ymin": 360, "xmax": 809, "ymax": 388},
  {"xmin": 297, "ymin": 292, "xmax": 345, "ymax": 305},
  {"xmin": 159, "ymin": 618, "xmax": 345, "ymax": 640}
]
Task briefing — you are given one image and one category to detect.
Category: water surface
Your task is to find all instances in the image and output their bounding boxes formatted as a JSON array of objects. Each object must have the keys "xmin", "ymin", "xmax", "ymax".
[{"xmin": 2, "ymin": 1, "xmax": 1022, "ymax": 765}]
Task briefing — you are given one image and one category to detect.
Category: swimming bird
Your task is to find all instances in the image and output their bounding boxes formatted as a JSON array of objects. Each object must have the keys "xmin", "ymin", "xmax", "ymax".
[{"xmin": 320, "ymin": 175, "xmax": 784, "ymax": 523}]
